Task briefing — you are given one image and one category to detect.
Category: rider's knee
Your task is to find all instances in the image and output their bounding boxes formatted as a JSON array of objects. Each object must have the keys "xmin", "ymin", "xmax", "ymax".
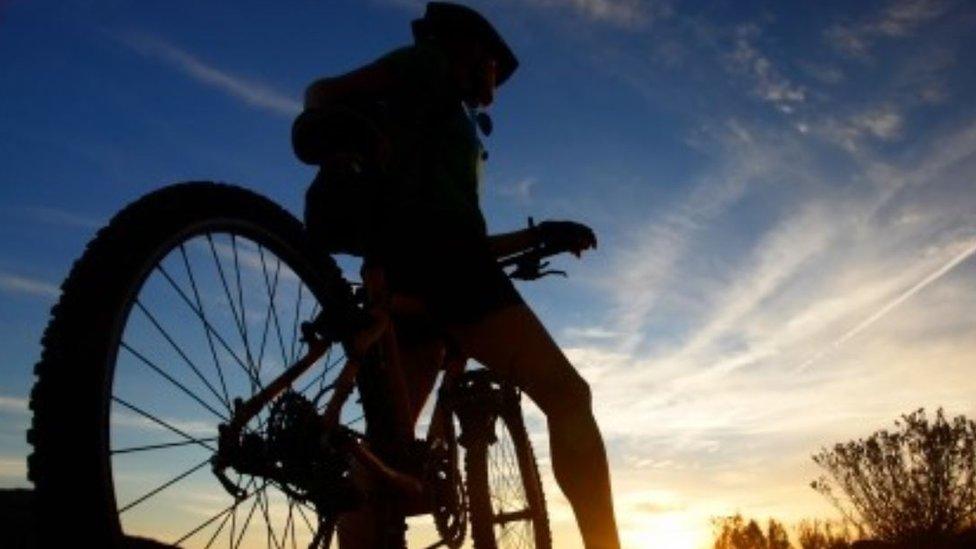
[{"xmin": 540, "ymin": 369, "xmax": 592, "ymax": 420}]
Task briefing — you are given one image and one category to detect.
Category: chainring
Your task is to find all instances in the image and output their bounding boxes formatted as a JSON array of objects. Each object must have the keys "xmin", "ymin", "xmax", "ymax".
[{"xmin": 427, "ymin": 439, "xmax": 467, "ymax": 547}]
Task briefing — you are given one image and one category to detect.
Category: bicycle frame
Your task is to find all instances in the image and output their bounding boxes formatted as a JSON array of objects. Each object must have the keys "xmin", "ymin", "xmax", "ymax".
[
  {"xmin": 214, "ymin": 242, "xmax": 558, "ymax": 515},
  {"xmin": 217, "ymin": 263, "xmax": 466, "ymax": 512}
]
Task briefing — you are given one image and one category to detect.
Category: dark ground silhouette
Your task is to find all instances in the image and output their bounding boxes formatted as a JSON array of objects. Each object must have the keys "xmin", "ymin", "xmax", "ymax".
[{"xmin": 0, "ymin": 488, "xmax": 172, "ymax": 548}]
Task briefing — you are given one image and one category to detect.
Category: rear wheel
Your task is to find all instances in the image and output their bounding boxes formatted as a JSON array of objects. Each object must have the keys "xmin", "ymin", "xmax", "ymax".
[
  {"xmin": 27, "ymin": 182, "xmax": 371, "ymax": 547},
  {"xmin": 465, "ymin": 387, "xmax": 551, "ymax": 549}
]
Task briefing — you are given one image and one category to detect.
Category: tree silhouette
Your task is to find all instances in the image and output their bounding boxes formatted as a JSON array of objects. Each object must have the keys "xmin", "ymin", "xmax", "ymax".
[
  {"xmin": 713, "ymin": 514, "xmax": 792, "ymax": 549},
  {"xmin": 811, "ymin": 408, "xmax": 976, "ymax": 545}
]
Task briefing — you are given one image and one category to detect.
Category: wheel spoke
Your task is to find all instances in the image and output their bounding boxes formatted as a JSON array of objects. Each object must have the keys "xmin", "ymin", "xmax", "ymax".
[
  {"xmin": 298, "ymin": 348, "xmax": 341, "ymax": 398},
  {"xmin": 258, "ymin": 246, "xmax": 289, "ymax": 375},
  {"xmin": 174, "ymin": 476, "xmax": 258, "ymax": 546},
  {"xmin": 289, "ymin": 283, "xmax": 305, "ymax": 365},
  {"xmin": 118, "ymin": 457, "xmax": 210, "ymax": 513},
  {"xmin": 294, "ymin": 502, "xmax": 317, "ymax": 538},
  {"xmin": 255, "ymin": 248, "xmax": 277, "ymax": 376},
  {"xmin": 120, "ymin": 340, "xmax": 228, "ymax": 422},
  {"xmin": 281, "ymin": 499, "xmax": 296, "ymax": 548},
  {"xmin": 205, "ymin": 233, "xmax": 247, "ymax": 338},
  {"xmin": 111, "ymin": 396, "xmax": 216, "ymax": 452},
  {"xmin": 112, "ymin": 436, "xmax": 218, "ymax": 455},
  {"xmin": 201, "ymin": 505, "xmax": 234, "ymax": 549},
  {"xmin": 317, "ymin": 346, "xmax": 336, "ymax": 397},
  {"xmin": 256, "ymin": 486, "xmax": 284, "ymax": 549},
  {"xmin": 233, "ymin": 483, "xmax": 264, "ymax": 549},
  {"xmin": 210, "ymin": 233, "xmax": 262, "ymax": 381},
  {"xmin": 133, "ymin": 300, "xmax": 231, "ymax": 413},
  {"xmin": 202, "ymin": 509, "xmax": 234, "ymax": 549},
  {"xmin": 180, "ymin": 243, "xmax": 232, "ymax": 411},
  {"xmin": 232, "ymin": 235, "xmax": 258, "ymax": 372},
  {"xmin": 155, "ymin": 264, "xmax": 265, "ymax": 391}
]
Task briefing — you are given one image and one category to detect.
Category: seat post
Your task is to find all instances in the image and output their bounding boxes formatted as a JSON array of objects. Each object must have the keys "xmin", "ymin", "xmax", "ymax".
[{"xmin": 361, "ymin": 262, "xmax": 416, "ymax": 444}]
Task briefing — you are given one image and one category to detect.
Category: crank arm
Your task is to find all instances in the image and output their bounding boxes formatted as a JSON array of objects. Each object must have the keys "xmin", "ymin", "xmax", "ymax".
[{"xmin": 340, "ymin": 437, "xmax": 424, "ymax": 500}]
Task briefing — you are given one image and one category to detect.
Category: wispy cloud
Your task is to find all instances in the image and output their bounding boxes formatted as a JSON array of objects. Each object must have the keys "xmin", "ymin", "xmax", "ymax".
[
  {"xmin": 118, "ymin": 31, "xmax": 301, "ymax": 117},
  {"xmin": 825, "ymin": 0, "xmax": 951, "ymax": 60},
  {"xmin": 496, "ymin": 176, "xmax": 537, "ymax": 203},
  {"xmin": 0, "ymin": 396, "xmax": 29, "ymax": 414},
  {"xmin": 725, "ymin": 24, "xmax": 806, "ymax": 113},
  {"xmin": 563, "ymin": 325, "xmax": 621, "ymax": 340},
  {"xmin": 0, "ymin": 457, "xmax": 26, "ymax": 480},
  {"xmin": 521, "ymin": 0, "xmax": 671, "ymax": 28},
  {"xmin": 0, "ymin": 272, "xmax": 59, "ymax": 299},
  {"xmin": 813, "ymin": 106, "xmax": 906, "ymax": 152},
  {"xmin": 664, "ymin": 203, "xmax": 836, "ymax": 376},
  {"xmin": 606, "ymin": 120, "xmax": 795, "ymax": 352}
]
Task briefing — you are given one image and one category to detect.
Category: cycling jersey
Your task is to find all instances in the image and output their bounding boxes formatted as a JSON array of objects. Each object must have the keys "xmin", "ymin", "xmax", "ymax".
[{"xmin": 378, "ymin": 42, "xmax": 488, "ymax": 237}]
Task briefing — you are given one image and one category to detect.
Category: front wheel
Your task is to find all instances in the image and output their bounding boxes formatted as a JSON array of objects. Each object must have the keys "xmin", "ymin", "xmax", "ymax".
[{"xmin": 464, "ymin": 388, "xmax": 551, "ymax": 549}]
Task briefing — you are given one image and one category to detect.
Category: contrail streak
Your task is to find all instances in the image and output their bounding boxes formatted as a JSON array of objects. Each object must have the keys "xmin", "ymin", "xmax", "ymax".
[
  {"xmin": 797, "ymin": 236, "xmax": 976, "ymax": 371},
  {"xmin": 835, "ymin": 238, "xmax": 976, "ymax": 346},
  {"xmin": 119, "ymin": 32, "xmax": 301, "ymax": 117}
]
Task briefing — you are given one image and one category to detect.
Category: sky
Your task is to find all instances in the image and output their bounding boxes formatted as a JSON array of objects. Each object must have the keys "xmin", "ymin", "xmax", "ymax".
[{"xmin": 2, "ymin": 0, "xmax": 976, "ymax": 547}]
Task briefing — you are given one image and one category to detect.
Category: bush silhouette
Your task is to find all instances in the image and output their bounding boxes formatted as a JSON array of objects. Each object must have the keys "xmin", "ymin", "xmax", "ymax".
[
  {"xmin": 712, "ymin": 514, "xmax": 792, "ymax": 549},
  {"xmin": 711, "ymin": 515, "xmax": 855, "ymax": 549},
  {"xmin": 796, "ymin": 519, "xmax": 853, "ymax": 549},
  {"xmin": 811, "ymin": 408, "xmax": 976, "ymax": 545}
]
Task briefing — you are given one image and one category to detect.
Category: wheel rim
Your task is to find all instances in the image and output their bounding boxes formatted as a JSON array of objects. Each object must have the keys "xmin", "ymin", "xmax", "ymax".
[
  {"xmin": 107, "ymin": 228, "xmax": 358, "ymax": 547},
  {"xmin": 486, "ymin": 415, "xmax": 539, "ymax": 548}
]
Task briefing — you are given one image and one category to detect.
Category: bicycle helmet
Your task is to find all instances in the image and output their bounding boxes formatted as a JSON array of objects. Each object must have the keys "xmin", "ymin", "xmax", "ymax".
[{"xmin": 411, "ymin": 2, "xmax": 519, "ymax": 86}]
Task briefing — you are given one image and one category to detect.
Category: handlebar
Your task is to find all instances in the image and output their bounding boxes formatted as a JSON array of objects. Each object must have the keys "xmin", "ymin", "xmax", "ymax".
[
  {"xmin": 498, "ymin": 218, "xmax": 569, "ymax": 281},
  {"xmin": 499, "ymin": 247, "xmax": 567, "ymax": 281}
]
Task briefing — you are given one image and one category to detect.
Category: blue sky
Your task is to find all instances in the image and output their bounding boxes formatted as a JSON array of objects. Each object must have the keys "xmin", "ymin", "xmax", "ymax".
[{"xmin": 2, "ymin": 0, "xmax": 976, "ymax": 547}]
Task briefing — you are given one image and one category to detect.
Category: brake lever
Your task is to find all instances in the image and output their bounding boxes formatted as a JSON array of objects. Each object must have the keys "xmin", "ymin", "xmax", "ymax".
[
  {"xmin": 539, "ymin": 268, "xmax": 568, "ymax": 278},
  {"xmin": 509, "ymin": 258, "xmax": 568, "ymax": 280},
  {"xmin": 534, "ymin": 260, "xmax": 568, "ymax": 278}
]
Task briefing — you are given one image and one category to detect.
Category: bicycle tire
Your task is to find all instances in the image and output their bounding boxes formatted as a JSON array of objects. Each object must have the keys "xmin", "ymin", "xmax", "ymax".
[
  {"xmin": 26, "ymin": 182, "xmax": 388, "ymax": 547},
  {"xmin": 465, "ymin": 389, "xmax": 551, "ymax": 549}
]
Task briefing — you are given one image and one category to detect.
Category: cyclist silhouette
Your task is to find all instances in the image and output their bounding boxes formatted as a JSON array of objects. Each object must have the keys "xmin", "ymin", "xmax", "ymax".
[{"xmin": 299, "ymin": 3, "xmax": 621, "ymax": 547}]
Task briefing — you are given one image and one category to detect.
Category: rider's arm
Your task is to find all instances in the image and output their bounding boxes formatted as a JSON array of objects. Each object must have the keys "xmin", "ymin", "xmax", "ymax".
[
  {"xmin": 489, "ymin": 221, "xmax": 598, "ymax": 259},
  {"xmin": 487, "ymin": 229, "xmax": 538, "ymax": 259}
]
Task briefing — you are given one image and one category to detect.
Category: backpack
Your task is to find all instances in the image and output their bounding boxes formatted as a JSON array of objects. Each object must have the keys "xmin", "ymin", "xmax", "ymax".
[{"xmin": 294, "ymin": 105, "xmax": 387, "ymax": 257}]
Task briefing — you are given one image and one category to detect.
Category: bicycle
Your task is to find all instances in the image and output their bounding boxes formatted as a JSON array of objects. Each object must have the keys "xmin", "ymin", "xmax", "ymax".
[{"xmin": 27, "ymin": 181, "xmax": 570, "ymax": 548}]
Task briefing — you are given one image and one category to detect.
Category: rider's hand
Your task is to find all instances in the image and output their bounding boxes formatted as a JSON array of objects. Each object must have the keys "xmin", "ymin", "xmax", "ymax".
[{"xmin": 536, "ymin": 220, "xmax": 598, "ymax": 257}]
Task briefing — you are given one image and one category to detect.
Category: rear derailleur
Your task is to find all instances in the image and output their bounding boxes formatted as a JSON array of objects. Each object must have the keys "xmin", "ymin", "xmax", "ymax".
[{"xmin": 211, "ymin": 391, "xmax": 363, "ymax": 533}]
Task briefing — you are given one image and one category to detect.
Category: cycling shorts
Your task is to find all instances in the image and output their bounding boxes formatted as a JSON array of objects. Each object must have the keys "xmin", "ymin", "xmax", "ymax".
[{"xmin": 378, "ymin": 223, "xmax": 524, "ymax": 325}]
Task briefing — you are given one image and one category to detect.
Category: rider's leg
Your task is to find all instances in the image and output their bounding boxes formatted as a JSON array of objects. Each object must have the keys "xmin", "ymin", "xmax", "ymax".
[
  {"xmin": 447, "ymin": 303, "xmax": 621, "ymax": 549},
  {"xmin": 394, "ymin": 320, "xmax": 447, "ymax": 425},
  {"xmin": 337, "ymin": 322, "xmax": 443, "ymax": 549}
]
